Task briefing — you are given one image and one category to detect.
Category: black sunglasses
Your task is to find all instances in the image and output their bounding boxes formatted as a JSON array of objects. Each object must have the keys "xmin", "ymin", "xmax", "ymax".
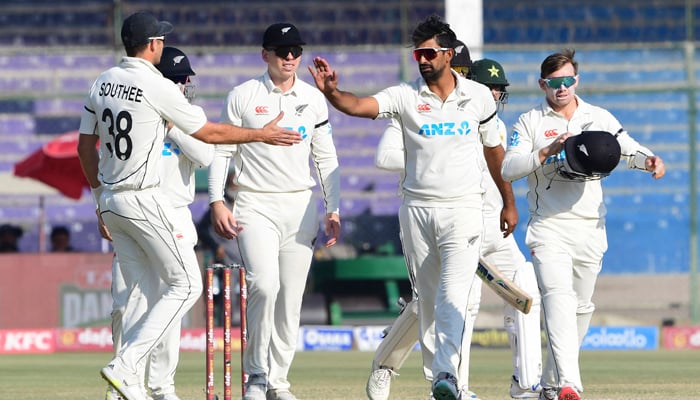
[{"xmin": 267, "ymin": 46, "xmax": 303, "ymax": 59}]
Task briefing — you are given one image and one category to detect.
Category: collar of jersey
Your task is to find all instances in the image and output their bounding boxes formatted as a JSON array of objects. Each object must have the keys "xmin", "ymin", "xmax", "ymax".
[
  {"xmin": 416, "ymin": 69, "xmax": 471, "ymax": 99},
  {"xmin": 121, "ymin": 56, "xmax": 162, "ymax": 76},
  {"xmin": 262, "ymin": 71, "xmax": 300, "ymax": 96}
]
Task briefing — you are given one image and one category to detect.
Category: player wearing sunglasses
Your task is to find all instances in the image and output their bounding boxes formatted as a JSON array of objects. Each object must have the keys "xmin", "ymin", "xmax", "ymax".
[
  {"xmin": 311, "ymin": 15, "xmax": 516, "ymax": 400},
  {"xmin": 365, "ymin": 49, "xmax": 543, "ymax": 400},
  {"xmin": 502, "ymin": 49, "xmax": 665, "ymax": 400},
  {"xmin": 208, "ymin": 22, "xmax": 340, "ymax": 400}
]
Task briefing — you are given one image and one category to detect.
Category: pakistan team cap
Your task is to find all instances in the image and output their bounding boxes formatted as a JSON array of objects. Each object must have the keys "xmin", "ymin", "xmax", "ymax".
[
  {"xmin": 563, "ymin": 131, "xmax": 621, "ymax": 176},
  {"xmin": 156, "ymin": 47, "xmax": 196, "ymax": 79},
  {"xmin": 262, "ymin": 23, "xmax": 306, "ymax": 48},
  {"xmin": 470, "ymin": 58, "xmax": 510, "ymax": 86},
  {"xmin": 452, "ymin": 40, "xmax": 472, "ymax": 67},
  {"xmin": 121, "ymin": 11, "xmax": 173, "ymax": 48}
]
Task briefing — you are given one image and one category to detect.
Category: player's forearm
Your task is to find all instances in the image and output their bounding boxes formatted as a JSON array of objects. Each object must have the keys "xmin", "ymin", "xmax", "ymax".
[
  {"xmin": 207, "ymin": 153, "xmax": 230, "ymax": 203},
  {"xmin": 326, "ymin": 90, "xmax": 378, "ymax": 119},
  {"xmin": 77, "ymin": 136, "xmax": 101, "ymax": 189},
  {"xmin": 193, "ymin": 122, "xmax": 262, "ymax": 145}
]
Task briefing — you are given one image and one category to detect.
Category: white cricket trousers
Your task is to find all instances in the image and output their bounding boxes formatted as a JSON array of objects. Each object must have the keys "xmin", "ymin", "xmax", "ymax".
[
  {"xmin": 526, "ymin": 217, "xmax": 605, "ymax": 393},
  {"xmin": 101, "ymin": 188, "xmax": 202, "ymax": 386},
  {"xmin": 111, "ymin": 205, "xmax": 198, "ymax": 396},
  {"xmin": 399, "ymin": 204, "xmax": 482, "ymax": 387},
  {"xmin": 234, "ymin": 190, "xmax": 318, "ymax": 391}
]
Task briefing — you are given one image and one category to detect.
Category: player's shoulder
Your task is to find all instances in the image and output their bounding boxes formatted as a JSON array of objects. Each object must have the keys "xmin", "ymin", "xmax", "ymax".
[
  {"xmin": 578, "ymin": 97, "xmax": 616, "ymax": 119},
  {"xmin": 296, "ymin": 78, "xmax": 328, "ymax": 101}
]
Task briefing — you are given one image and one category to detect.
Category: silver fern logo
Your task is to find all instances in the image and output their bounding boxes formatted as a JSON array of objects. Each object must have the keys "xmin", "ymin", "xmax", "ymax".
[{"xmin": 295, "ymin": 104, "xmax": 309, "ymax": 116}]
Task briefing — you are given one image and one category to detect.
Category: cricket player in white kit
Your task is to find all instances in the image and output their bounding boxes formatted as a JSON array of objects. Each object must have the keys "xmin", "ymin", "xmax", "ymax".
[
  {"xmin": 310, "ymin": 15, "xmax": 516, "ymax": 400},
  {"xmin": 105, "ymin": 47, "xmax": 212, "ymax": 400},
  {"xmin": 207, "ymin": 23, "xmax": 341, "ymax": 400},
  {"xmin": 77, "ymin": 12, "xmax": 301, "ymax": 400},
  {"xmin": 366, "ymin": 55, "xmax": 543, "ymax": 400},
  {"xmin": 501, "ymin": 49, "xmax": 665, "ymax": 400}
]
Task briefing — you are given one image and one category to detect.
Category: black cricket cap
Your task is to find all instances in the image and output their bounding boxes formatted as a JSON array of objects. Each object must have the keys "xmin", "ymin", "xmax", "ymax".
[
  {"xmin": 121, "ymin": 11, "xmax": 173, "ymax": 48},
  {"xmin": 262, "ymin": 23, "xmax": 306, "ymax": 48},
  {"xmin": 452, "ymin": 40, "xmax": 472, "ymax": 68},
  {"xmin": 156, "ymin": 47, "xmax": 196, "ymax": 80}
]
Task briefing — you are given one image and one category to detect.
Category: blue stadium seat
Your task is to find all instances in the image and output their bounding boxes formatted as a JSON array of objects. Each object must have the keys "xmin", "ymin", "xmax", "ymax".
[{"xmin": 34, "ymin": 116, "xmax": 81, "ymax": 135}]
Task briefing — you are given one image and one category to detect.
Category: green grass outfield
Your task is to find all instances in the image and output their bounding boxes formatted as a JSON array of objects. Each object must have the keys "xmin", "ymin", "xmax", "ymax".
[{"xmin": 0, "ymin": 348, "xmax": 697, "ymax": 400}]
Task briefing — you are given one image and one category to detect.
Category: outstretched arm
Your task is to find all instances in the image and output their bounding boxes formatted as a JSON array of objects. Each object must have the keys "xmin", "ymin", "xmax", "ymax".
[
  {"xmin": 308, "ymin": 56, "xmax": 380, "ymax": 119},
  {"xmin": 193, "ymin": 112, "xmax": 301, "ymax": 146}
]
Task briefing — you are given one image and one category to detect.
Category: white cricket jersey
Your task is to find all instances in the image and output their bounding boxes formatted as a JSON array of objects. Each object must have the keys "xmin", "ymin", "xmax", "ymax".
[
  {"xmin": 373, "ymin": 71, "xmax": 499, "ymax": 208},
  {"xmin": 78, "ymin": 57, "xmax": 207, "ymax": 191},
  {"xmin": 160, "ymin": 127, "xmax": 215, "ymax": 207},
  {"xmin": 210, "ymin": 72, "xmax": 340, "ymax": 214},
  {"xmin": 376, "ymin": 116, "xmax": 506, "ymax": 213},
  {"xmin": 502, "ymin": 95, "xmax": 653, "ymax": 220},
  {"xmin": 479, "ymin": 115, "xmax": 508, "ymax": 214}
]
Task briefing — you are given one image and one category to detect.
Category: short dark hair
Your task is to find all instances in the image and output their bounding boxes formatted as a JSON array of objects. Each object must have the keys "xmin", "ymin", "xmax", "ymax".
[
  {"xmin": 411, "ymin": 15, "xmax": 456, "ymax": 49},
  {"xmin": 541, "ymin": 48, "xmax": 578, "ymax": 78},
  {"xmin": 125, "ymin": 42, "xmax": 150, "ymax": 57}
]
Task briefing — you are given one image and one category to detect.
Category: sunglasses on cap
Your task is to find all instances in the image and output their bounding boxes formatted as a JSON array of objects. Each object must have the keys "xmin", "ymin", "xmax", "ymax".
[
  {"xmin": 541, "ymin": 76, "xmax": 576, "ymax": 89},
  {"xmin": 266, "ymin": 46, "xmax": 303, "ymax": 59},
  {"xmin": 412, "ymin": 47, "xmax": 450, "ymax": 62}
]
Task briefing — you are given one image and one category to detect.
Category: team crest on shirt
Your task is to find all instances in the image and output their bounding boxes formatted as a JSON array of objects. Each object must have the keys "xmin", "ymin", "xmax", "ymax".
[
  {"xmin": 295, "ymin": 104, "xmax": 309, "ymax": 116},
  {"xmin": 457, "ymin": 99, "xmax": 471, "ymax": 111}
]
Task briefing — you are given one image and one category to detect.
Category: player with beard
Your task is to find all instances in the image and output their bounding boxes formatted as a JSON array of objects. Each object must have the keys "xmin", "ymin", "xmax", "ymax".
[{"xmin": 310, "ymin": 14, "xmax": 516, "ymax": 400}]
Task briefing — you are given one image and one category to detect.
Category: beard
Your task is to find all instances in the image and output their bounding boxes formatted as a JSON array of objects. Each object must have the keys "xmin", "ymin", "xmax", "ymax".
[{"xmin": 419, "ymin": 63, "xmax": 443, "ymax": 83}]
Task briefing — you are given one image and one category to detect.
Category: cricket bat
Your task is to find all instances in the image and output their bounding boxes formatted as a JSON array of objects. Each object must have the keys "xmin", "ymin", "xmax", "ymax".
[{"xmin": 476, "ymin": 261, "xmax": 533, "ymax": 314}]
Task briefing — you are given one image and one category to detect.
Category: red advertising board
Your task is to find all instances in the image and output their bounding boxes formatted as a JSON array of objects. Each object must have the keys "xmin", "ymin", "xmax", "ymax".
[
  {"xmin": 0, "ymin": 329, "xmax": 55, "ymax": 353},
  {"xmin": 662, "ymin": 326, "xmax": 700, "ymax": 350}
]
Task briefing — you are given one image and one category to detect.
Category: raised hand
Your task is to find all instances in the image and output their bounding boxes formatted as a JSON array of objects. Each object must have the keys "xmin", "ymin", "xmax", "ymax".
[{"xmin": 308, "ymin": 56, "xmax": 338, "ymax": 96}]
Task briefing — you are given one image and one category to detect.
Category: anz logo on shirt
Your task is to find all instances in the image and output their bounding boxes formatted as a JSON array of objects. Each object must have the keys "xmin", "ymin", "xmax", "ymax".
[
  {"xmin": 162, "ymin": 141, "xmax": 180, "ymax": 156},
  {"xmin": 284, "ymin": 125, "xmax": 309, "ymax": 140},
  {"xmin": 418, "ymin": 120, "xmax": 472, "ymax": 136}
]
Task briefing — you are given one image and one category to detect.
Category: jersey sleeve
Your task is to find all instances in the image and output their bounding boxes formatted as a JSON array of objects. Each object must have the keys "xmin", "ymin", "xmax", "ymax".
[
  {"xmin": 502, "ymin": 112, "xmax": 541, "ymax": 182},
  {"xmin": 78, "ymin": 93, "xmax": 98, "ymax": 135},
  {"xmin": 375, "ymin": 118, "xmax": 405, "ymax": 171},
  {"xmin": 477, "ymin": 86, "xmax": 501, "ymax": 148},
  {"xmin": 220, "ymin": 87, "xmax": 244, "ymax": 127},
  {"xmin": 152, "ymin": 80, "xmax": 208, "ymax": 135},
  {"xmin": 310, "ymin": 98, "xmax": 340, "ymax": 215},
  {"xmin": 167, "ymin": 126, "xmax": 215, "ymax": 167},
  {"xmin": 595, "ymin": 108, "xmax": 655, "ymax": 171},
  {"xmin": 373, "ymin": 84, "xmax": 405, "ymax": 119},
  {"xmin": 207, "ymin": 147, "xmax": 233, "ymax": 204}
]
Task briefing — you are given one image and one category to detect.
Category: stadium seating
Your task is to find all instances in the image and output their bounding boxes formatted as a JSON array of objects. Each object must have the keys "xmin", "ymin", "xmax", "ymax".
[{"xmin": 0, "ymin": 2, "xmax": 696, "ymax": 275}]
